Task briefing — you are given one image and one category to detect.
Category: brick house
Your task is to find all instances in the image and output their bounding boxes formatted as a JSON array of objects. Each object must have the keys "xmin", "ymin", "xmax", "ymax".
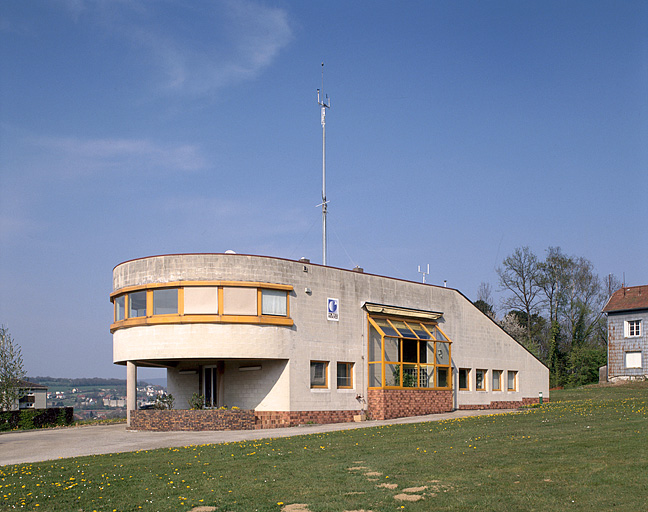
[
  {"xmin": 110, "ymin": 253, "xmax": 549, "ymax": 430},
  {"xmin": 603, "ymin": 285, "xmax": 648, "ymax": 381}
]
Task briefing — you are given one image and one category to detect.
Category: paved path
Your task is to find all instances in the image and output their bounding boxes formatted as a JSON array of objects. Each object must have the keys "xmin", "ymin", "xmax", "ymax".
[{"xmin": 0, "ymin": 409, "xmax": 514, "ymax": 466}]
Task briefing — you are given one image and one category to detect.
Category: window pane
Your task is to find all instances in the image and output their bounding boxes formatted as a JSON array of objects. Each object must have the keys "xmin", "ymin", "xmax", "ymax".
[
  {"xmin": 223, "ymin": 287, "xmax": 257, "ymax": 315},
  {"xmin": 419, "ymin": 366, "xmax": 434, "ymax": 388},
  {"xmin": 153, "ymin": 289, "xmax": 178, "ymax": 315},
  {"xmin": 115, "ymin": 296, "xmax": 125, "ymax": 321},
  {"xmin": 391, "ymin": 320, "xmax": 416, "ymax": 338},
  {"xmin": 384, "ymin": 337, "xmax": 399, "ymax": 362},
  {"xmin": 459, "ymin": 369, "xmax": 468, "ymax": 390},
  {"xmin": 337, "ymin": 362, "xmax": 353, "ymax": 388},
  {"xmin": 476, "ymin": 369, "xmax": 486, "ymax": 390},
  {"xmin": 184, "ymin": 287, "xmax": 219, "ymax": 314},
  {"xmin": 262, "ymin": 289, "xmax": 287, "ymax": 316},
  {"xmin": 129, "ymin": 291, "xmax": 147, "ymax": 318},
  {"xmin": 310, "ymin": 361, "xmax": 328, "ymax": 387},
  {"xmin": 386, "ymin": 364, "xmax": 399, "ymax": 386},
  {"xmin": 436, "ymin": 342, "xmax": 450, "ymax": 365},
  {"xmin": 369, "ymin": 363, "xmax": 382, "ymax": 387},
  {"xmin": 369, "ymin": 326, "xmax": 382, "ymax": 361},
  {"xmin": 374, "ymin": 318, "xmax": 399, "ymax": 337},
  {"xmin": 402, "ymin": 339, "xmax": 418, "ymax": 362},
  {"xmin": 410, "ymin": 322, "xmax": 432, "ymax": 339},
  {"xmin": 402, "ymin": 364, "xmax": 417, "ymax": 387},
  {"xmin": 507, "ymin": 371, "xmax": 517, "ymax": 391},
  {"xmin": 437, "ymin": 367, "xmax": 449, "ymax": 388},
  {"xmin": 492, "ymin": 370, "xmax": 502, "ymax": 390},
  {"xmin": 626, "ymin": 351, "xmax": 642, "ymax": 369}
]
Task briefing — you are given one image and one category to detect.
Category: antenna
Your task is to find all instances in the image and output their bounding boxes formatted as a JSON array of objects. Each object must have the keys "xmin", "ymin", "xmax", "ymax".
[
  {"xmin": 317, "ymin": 62, "xmax": 330, "ymax": 266},
  {"xmin": 418, "ymin": 264, "xmax": 430, "ymax": 284}
]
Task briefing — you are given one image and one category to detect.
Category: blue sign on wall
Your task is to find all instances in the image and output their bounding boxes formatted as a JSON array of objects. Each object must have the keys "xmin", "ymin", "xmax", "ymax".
[{"xmin": 327, "ymin": 298, "xmax": 339, "ymax": 321}]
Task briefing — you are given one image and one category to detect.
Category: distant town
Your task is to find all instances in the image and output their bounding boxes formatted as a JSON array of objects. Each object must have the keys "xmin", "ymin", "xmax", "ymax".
[{"xmin": 27, "ymin": 377, "xmax": 168, "ymax": 421}]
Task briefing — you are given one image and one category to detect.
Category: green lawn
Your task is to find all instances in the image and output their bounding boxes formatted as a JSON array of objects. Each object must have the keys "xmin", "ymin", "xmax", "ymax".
[{"xmin": 2, "ymin": 382, "xmax": 647, "ymax": 511}]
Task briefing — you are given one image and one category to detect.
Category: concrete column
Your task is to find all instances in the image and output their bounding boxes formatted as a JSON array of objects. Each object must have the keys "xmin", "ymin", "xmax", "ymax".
[{"xmin": 126, "ymin": 361, "xmax": 137, "ymax": 426}]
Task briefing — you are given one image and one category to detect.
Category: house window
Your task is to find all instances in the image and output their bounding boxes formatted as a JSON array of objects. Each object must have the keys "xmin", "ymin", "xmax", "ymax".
[
  {"xmin": 492, "ymin": 370, "xmax": 502, "ymax": 391},
  {"xmin": 626, "ymin": 320, "xmax": 642, "ymax": 338},
  {"xmin": 507, "ymin": 370, "xmax": 517, "ymax": 391},
  {"xmin": 153, "ymin": 288, "xmax": 178, "ymax": 315},
  {"xmin": 115, "ymin": 295, "xmax": 125, "ymax": 321},
  {"xmin": 367, "ymin": 315, "xmax": 452, "ymax": 390},
  {"xmin": 128, "ymin": 291, "xmax": 147, "ymax": 318},
  {"xmin": 337, "ymin": 362, "xmax": 354, "ymax": 389},
  {"xmin": 261, "ymin": 289, "xmax": 288, "ymax": 316},
  {"xmin": 476, "ymin": 369, "xmax": 486, "ymax": 391},
  {"xmin": 459, "ymin": 368, "xmax": 470, "ymax": 390},
  {"xmin": 625, "ymin": 351, "xmax": 642, "ymax": 369},
  {"xmin": 184, "ymin": 286, "xmax": 219, "ymax": 314},
  {"xmin": 203, "ymin": 366, "xmax": 218, "ymax": 407},
  {"xmin": 310, "ymin": 361, "xmax": 328, "ymax": 388}
]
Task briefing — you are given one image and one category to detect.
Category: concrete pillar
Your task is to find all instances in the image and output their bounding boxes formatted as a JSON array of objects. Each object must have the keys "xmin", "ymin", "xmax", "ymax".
[{"xmin": 126, "ymin": 361, "xmax": 137, "ymax": 426}]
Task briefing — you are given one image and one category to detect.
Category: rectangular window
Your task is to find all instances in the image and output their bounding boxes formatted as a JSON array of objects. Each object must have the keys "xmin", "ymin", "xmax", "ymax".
[
  {"xmin": 115, "ymin": 295, "xmax": 125, "ymax": 321},
  {"xmin": 153, "ymin": 288, "xmax": 178, "ymax": 315},
  {"xmin": 337, "ymin": 362, "xmax": 353, "ymax": 389},
  {"xmin": 625, "ymin": 351, "xmax": 642, "ymax": 369},
  {"xmin": 261, "ymin": 289, "xmax": 288, "ymax": 316},
  {"xmin": 184, "ymin": 287, "xmax": 219, "ymax": 314},
  {"xmin": 476, "ymin": 369, "xmax": 486, "ymax": 391},
  {"xmin": 492, "ymin": 370, "xmax": 502, "ymax": 391},
  {"xmin": 223, "ymin": 287, "xmax": 257, "ymax": 315},
  {"xmin": 128, "ymin": 291, "xmax": 147, "ymax": 318},
  {"xmin": 459, "ymin": 368, "xmax": 470, "ymax": 390},
  {"xmin": 310, "ymin": 361, "xmax": 328, "ymax": 388},
  {"xmin": 626, "ymin": 320, "xmax": 642, "ymax": 337},
  {"xmin": 437, "ymin": 367, "xmax": 449, "ymax": 388},
  {"xmin": 507, "ymin": 370, "xmax": 517, "ymax": 391}
]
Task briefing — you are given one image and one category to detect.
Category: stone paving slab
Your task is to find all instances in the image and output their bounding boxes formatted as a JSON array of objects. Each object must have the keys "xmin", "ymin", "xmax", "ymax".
[{"xmin": 0, "ymin": 408, "xmax": 515, "ymax": 466}]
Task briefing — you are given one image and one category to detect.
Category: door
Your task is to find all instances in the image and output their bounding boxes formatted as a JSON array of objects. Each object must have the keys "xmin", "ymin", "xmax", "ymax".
[{"xmin": 203, "ymin": 366, "xmax": 218, "ymax": 408}]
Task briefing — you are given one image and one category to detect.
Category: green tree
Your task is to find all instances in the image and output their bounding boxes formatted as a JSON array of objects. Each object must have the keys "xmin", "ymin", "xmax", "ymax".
[{"xmin": 0, "ymin": 326, "xmax": 26, "ymax": 412}]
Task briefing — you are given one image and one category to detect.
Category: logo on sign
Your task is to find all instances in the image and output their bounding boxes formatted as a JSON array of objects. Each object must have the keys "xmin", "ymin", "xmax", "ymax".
[{"xmin": 327, "ymin": 298, "xmax": 339, "ymax": 321}]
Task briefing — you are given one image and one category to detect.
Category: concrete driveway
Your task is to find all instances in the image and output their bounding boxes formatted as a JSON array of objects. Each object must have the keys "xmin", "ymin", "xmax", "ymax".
[{"xmin": 0, "ymin": 409, "xmax": 513, "ymax": 466}]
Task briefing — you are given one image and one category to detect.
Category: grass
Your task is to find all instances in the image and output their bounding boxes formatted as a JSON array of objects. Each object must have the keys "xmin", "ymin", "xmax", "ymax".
[{"xmin": 1, "ymin": 382, "xmax": 647, "ymax": 511}]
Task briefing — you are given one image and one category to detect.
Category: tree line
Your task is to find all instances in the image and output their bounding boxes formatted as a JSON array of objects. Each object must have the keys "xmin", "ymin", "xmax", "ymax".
[{"xmin": 474, "ymin": 246, "xmax": 620, "ymax": 388}]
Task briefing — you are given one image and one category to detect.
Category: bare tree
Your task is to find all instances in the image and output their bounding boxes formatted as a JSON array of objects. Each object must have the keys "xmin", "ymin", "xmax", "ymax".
[
  {"xmin": 0, "ymin": 326, "xmax": 26, "ymax": 411},
  {"xmin": 496, "ymin": 246, "xmax": 542, "ymax": 350}
]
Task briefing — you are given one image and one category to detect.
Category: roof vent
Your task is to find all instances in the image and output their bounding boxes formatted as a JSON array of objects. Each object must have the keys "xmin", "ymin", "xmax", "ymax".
[
  {"xmin": 225, "ymin": 250, "xmax": 236, "ymax": 254},
  {"xmin": 352, "ymin": 266, "xmax": 364, "ymax": 273},
  {"xmin": 299, "ymin": 257, "xmax": 310, "ymax": 263}
]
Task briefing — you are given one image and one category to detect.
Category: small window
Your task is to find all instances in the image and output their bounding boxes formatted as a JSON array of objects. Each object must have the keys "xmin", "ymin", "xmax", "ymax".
[
  {"xmin": 625, "ymin": 351, "xmax": 642, "ymax": 369},
  {"xmin": 310, "ymin": 361, "xmax": 328, "ymax": 388},
  {"xmin": 437, "ymin": 367, "xmax": 449, "ymax": 388},
  {"xmin": 626, "ymin": 320, "xmax": 642, "ymax": 338},
  {"xmin": 337, "ymin": 362, "xmax": 354, "ymax": 389},
  {"xmin": 492, "ymin": 370, "xmax": 502, "ymax": 391},
  {"xmin": 459, "ymin": 368, "xmax": 470, "ymax": 390},
  {"xmin": 436, "ymin": 342, "xmax": 450, "ymax": 365},
  {"xmin": 507, "ymin": 370, "xmax": 517, "ymax": 391},
  {"xmin": 115, "ymin": 295, "xmax": 125, "ymax": 321},
  {"xmin": 262, "ymin": 289, "xmax": 288, "ymax": 316},
  {"xmin": 128, "ymin": 291, "xmax": 147, "ymax": 318},
  {"xmin": 476, "ymin": 369, "xmax": 486, "ymax": 391},
  {"xmin": 153, "ymin": 288, "xmax": 178, "ymax": 315}
]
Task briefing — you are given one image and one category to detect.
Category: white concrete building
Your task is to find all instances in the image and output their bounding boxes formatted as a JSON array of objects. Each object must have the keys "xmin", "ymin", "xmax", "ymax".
[{"xmin": 111, "ymin": 253, "xmax": 549, "ymax": 429}]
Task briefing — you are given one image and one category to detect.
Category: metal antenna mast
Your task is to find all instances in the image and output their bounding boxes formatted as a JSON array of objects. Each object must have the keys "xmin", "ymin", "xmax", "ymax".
[
  {"xmin": 418, "ymin": 264, "xmax": 430, "ymax": 284},
  {"xmin": 317, "ymin": 62, "xmax": 330, "ymax": 266}
]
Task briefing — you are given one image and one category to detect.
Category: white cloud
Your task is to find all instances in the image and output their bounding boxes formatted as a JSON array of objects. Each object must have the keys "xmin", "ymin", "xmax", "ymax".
[
  {"xmin": 63, "ymin": 0, "xmax": 293, "ymax": 97},
  {"xmin": 32, "ymin": 136, "xmax": 207, "ymax": 176}
]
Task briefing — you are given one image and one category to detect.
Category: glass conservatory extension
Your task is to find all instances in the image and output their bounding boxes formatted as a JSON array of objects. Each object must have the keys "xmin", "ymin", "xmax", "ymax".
[{"xmin": 368, "ymin": 315, "xmax": 452, "ymax": 389}]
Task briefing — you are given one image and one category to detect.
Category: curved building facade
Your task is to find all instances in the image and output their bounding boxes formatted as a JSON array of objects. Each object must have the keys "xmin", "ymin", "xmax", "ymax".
[{"xmin": 111, "ymin": 253, "xmax": 549, "ymax": 428}]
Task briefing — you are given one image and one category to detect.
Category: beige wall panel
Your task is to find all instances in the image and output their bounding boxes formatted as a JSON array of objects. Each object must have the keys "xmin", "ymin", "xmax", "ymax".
[
  {"xmin": 222, "ymin": 287, "xmax": 257, "ymax": 315},
  {"xmin": 184, "ymin": 287, "xmax": 219, "ymax": 314}
]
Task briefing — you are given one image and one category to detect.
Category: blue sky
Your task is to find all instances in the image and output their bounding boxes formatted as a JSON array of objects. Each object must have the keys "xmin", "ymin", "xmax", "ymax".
[{"xmin": 1, "ymin": 1, "xmax": 646, "ymax": 380}]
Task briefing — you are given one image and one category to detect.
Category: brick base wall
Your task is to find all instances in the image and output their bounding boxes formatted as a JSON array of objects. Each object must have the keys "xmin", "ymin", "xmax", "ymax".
[
  {"xmin": 458, "ymin": 397, "xmax": 546, "ymax": 410},
  {"xmin": 367, "ymin": 389, "xmax": 453, "ymax": 420},
  {"xmin": 130, "ymin": 409, "xmax": 255, "ymax": 431},
  {"xmin": 254, "ymin": 410, "xmax": 360, "ymax": 429}
]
